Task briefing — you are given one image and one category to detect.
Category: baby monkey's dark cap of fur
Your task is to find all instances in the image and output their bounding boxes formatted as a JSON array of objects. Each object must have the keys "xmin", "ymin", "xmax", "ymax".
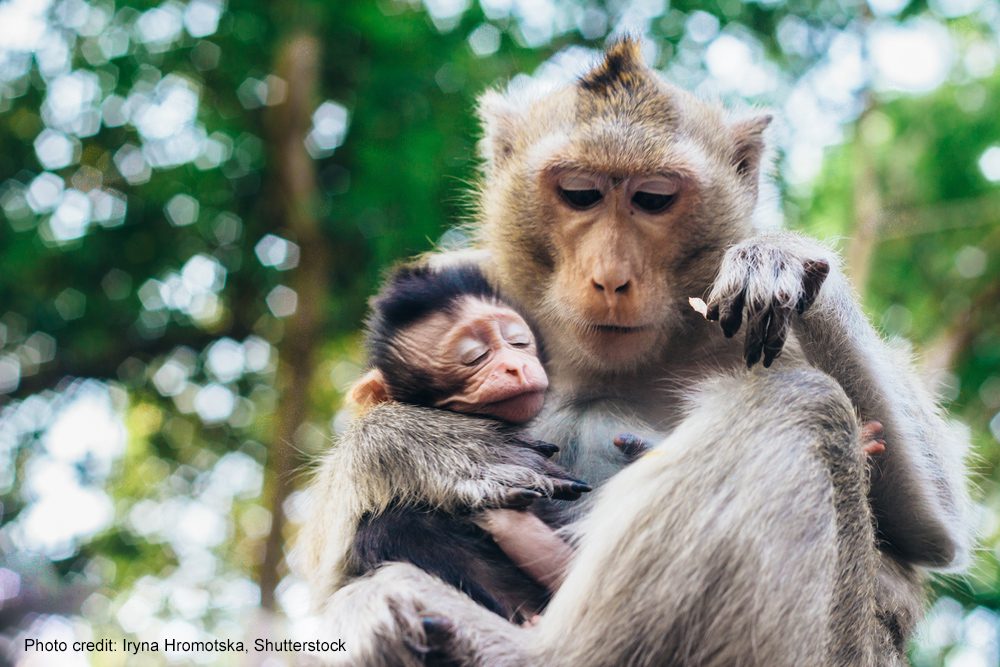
[
  {"xmin": 365, "ymin": 264, "xmax": 500, "ymax": 404},
  {"xmin": 367, "ymin": 263, "xmax": 498, "ymax": 341},
  {"xmin": 366, "ymin": 264, "xmax": 499, "ymax": 372}
]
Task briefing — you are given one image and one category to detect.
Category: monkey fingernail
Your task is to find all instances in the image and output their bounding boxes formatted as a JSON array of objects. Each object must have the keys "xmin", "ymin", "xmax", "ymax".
[
  {"xmin": 421, "ymin": 615, "xmax": 456, "ymax": 645},
  {"xmin": 863, "ymin": 441, "xmax": 886, "ymax": 456},
  {"xmin": 572, "ymin": 482, "xmax": 593, "ymax": 493},
  {"xmin": 537, "ymin": 443, "xmax": 559, "ymax": 457}
]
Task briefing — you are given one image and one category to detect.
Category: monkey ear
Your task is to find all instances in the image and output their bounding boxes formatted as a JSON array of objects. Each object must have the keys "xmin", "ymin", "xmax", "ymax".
[
  {"xmin": 477, "ymin": 89, "xmax": 519, "ymax": 168},
  {"xmin": 729, "ymin": 114, "xmax": 773, "ymax": 190},
  {"xmin": 347, "ymin": 369, "xmax": 391, "ymax": 410}
]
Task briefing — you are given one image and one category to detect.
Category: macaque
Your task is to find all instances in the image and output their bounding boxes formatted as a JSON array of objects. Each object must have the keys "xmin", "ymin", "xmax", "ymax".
[
  {"xmin": 304, "ymin": 39, "xmax": 970, "ymax": 667},
  {"xmin": 340, "ymin": 262, "xmax": 586, "ymax": 622}
]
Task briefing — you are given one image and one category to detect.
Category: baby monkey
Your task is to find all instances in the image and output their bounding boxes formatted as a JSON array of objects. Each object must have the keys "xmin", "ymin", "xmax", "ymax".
[{"xmin": 347, "ymin": 263, "xmax": 584, "ymax": 621}]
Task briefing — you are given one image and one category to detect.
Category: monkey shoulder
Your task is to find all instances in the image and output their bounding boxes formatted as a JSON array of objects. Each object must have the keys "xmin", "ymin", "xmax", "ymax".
[{"xmin": 351, "ymin": 402, "xmax": 505, "ymax": 442}]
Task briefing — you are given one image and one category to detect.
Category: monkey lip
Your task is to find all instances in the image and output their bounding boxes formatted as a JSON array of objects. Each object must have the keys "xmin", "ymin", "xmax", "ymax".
[
  {"xmin": 478, "ymin": 390, "xmax": 546, "ymax": 424},
  {"xmin": 592, "ymin": 324, "xmax": 651, "ymax": 334}
]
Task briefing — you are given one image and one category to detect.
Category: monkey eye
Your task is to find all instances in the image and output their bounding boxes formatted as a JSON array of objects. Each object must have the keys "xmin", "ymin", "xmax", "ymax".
[
  {"xmin": 630, "ymin": 177, "xmax": 679, "ymax": 214},
  {"xmin": 556, "ymin": 172, "xmax": 603, "ymax": 210},
  {"xmin": 631, "ymin": 191, "xmax": 676, "ymax": 213},
  {"xmin": 458, "ymin": 339, "xmax": 490, "ymax": 366},
  {"xmin": 502, "ymin": 321, "xmax": 532, "ymax": 348},
  {"xmin": 465, "ymin": 351, "xmax": 489, "ymax": 366},
  {"xmin": 559, "ymin": 188, "xmax": 603, "ymax": 209}
]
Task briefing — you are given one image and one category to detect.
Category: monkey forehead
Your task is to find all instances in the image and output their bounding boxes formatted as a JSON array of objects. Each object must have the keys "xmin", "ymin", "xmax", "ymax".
[
  {"xmin": 399, "ymin": 296, "xmax": 535, "ymax": 349},
  {"xmin": 491, "ymin": 44, "xmax": 734, "ymax": 173},
  {"xmin": 506, "ymin": 87, "xmax": 730, "ymax": 179}
]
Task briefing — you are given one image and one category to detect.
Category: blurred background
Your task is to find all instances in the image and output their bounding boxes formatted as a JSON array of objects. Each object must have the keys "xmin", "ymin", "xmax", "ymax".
[{"xmin": 0, "ymin": 0, "xmax": 998, "ymax": 665}]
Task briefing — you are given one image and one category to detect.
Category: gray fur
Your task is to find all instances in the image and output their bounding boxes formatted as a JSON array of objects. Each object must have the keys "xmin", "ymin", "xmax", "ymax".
[{"xmin": 300, "ymin": 39, "xmax": 970, "ymax": 666}]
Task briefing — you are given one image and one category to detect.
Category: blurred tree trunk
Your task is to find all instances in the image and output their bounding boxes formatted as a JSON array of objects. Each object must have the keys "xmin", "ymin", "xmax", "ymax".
[
  {"xmin": 846, "ymin": 104, "xmax": 881, "ymax": 295},
  {"xmin": 258, "ymin": 32, "xmax": 327, "ymax": 612},
  {"xmin": 846, "ymin": 11, "xmax": 879, "ymax": 296}
]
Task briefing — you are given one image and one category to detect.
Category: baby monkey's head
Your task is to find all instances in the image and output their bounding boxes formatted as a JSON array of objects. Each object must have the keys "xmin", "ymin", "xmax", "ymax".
[{"xmin": 351, "ymin": 263, "xmax": 548, "ymax": 424}]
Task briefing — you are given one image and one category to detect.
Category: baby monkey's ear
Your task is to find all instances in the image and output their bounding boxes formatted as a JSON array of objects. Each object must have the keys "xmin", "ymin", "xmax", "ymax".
[{"xmin": 347, "ymin": 369, "xmax": 391, "ymax": 410}]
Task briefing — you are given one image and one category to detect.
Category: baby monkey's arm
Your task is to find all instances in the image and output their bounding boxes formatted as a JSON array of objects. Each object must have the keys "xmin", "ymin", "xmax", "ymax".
[{"xmin": 473, "ymin": 509, "xmax": 574, "ymax": 593}]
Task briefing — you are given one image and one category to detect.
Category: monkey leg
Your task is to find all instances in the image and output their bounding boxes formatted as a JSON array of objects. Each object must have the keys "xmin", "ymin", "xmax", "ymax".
[
  {"xmin": 533, "ymin": 368, "xmax": 879, "ymax": 667},
  {"xmin": 319, "ymin": 562, "xmax": 529, "ymax": 667}
]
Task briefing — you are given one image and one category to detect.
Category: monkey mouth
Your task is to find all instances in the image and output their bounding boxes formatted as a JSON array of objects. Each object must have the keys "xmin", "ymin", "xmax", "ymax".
[
  {"xmin": 591, "ymin": 324, "xmax": 651, "ymax": 334},
  {"xmin": 478, "ymin": 390, "xmax": 546, "ymax": 424}
]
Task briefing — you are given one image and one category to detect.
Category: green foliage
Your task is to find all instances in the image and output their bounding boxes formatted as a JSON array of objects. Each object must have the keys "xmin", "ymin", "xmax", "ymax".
[{"xmin": 0, "ymin": 1, "xmax": 997, "ymax": 664}]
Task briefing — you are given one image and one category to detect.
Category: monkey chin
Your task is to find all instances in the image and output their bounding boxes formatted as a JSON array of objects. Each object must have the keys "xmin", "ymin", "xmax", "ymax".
[
  {"xmin": 477, "ymin": 390, "xmax": 546, "ymax": 424},
  {"xmin": 572, "ymin": 326, "xmax": 660, "ymax": 371}
]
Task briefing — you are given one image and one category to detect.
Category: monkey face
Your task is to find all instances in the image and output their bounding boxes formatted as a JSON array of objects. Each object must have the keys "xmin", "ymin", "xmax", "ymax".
[
  {"xmin": 476, "ymin": 40, "xmax": 769, "ymax": 373},
  {"xmin": 535, "ymin": 164, "xmax": 700, "ymax": 367},
  {"xmin": 394, "ymin": 297, "xmax": 548, "ymax": 423}
]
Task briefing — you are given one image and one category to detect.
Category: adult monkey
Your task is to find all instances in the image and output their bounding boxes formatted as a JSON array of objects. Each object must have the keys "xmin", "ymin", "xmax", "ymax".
[{"xmin": 304, "ymin": 39, "xmax": 971, "ymax": 666}]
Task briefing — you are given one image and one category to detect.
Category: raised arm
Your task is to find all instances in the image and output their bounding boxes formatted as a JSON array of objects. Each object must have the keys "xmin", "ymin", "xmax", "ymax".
[{"xmin": 707, "ymin": 232, "xmax": 972, "ymax": 567}]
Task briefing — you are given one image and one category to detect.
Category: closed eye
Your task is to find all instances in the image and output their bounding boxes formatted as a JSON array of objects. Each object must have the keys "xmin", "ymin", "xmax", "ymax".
[
  {"xmin": 631, "ymin": 191, "xmax": 675, "ymax": 213},
  {"xmin": 465, "ymin": 350, "xmax": 489, "ymax": 366},
  {"xmin": 559, "ymin": 188, "xmax": 603, "ymax": 210}
]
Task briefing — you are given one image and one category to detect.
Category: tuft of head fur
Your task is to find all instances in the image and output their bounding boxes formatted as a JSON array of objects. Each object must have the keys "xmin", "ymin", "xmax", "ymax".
[{"xmin": 578, "ymin": 37, "xmax": 646, "ymax": 94}]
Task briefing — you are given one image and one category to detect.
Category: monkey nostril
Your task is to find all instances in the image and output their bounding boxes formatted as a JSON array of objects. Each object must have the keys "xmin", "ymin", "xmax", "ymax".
[
  {"xmin": 615, "ymin": 281, "xmax": 631, "ymax": 294},
  {"xmin": 592, "ymin": 280, "xmax": 605, "ymax": 292}
]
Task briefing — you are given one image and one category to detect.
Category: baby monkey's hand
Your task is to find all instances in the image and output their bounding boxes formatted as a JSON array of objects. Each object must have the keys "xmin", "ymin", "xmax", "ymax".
[
  {"xmin": 861, "ymin": 420, "xmax": 886, "ymax": 456},
  {"xmin": 614, "ymin": 432, "xmax": 652, "ymax": 462},
  {"xmin": 496, "ymin": 437, "xmax": 592, "ymax": 508}
]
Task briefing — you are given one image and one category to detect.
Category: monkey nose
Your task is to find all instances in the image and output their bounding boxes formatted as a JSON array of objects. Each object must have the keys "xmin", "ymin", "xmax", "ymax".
[
  {"xmin": 592, "ymin": 278, "xmax": 630, "ymax": 292},
  {"xmin": 591, "ymin": 277, "xmax": 632, "ymax": 301},
  {"xmin": 503, "ymin": 365, "xmax": 526, "ymax": 382}
]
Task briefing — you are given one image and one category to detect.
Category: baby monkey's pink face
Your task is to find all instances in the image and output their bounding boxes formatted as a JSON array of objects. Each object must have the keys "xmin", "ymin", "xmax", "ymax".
[{"xmin": 396, "ymin": 296, "xmax": 549, "ymax": 423}]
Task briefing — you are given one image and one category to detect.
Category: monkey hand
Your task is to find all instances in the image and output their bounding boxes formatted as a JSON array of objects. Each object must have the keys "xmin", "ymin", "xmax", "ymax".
[
  {"xmin": 614, "ymin": 432, "xmax": 651, "ymax": 462},
  {"xmin": 705, "ymin": 240, "xmax": 831, "ymax": 368},
  {"xmin": 496, "ymin": 478, "xmax": 592, "ymax": 508},
  {"xmin": 495, "ymin": 437, "xmax": 592, "ymax": 504},
  {"xmin": 861, "ymin": 420, "xmax": 887, "ymax": 456}
]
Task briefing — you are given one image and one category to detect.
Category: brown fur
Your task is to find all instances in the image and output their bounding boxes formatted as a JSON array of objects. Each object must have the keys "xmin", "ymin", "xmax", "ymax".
[{"xmin": 301, "ymin": 38, "xmax": 970, "ymax": 666}]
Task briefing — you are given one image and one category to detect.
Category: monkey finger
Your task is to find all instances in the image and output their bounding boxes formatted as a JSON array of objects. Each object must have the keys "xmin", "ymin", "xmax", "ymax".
[
  {"xmin": 761, "ymin": 307, "xmax": 791, "ymax": 368},
  {"xmin": 719, "ymin": 289, "xmax": 747, "ymax": 338},
  {"xmin": 549, "ymin": 479, "xmax": 593, "ymax": 501},
  {"xmin": 705, "ymin": 301, "xmax": 720, "ymax": 321},
  {"xmin": 796, "ymin": 259, "xmax": 830, "ymax": 314},
  {"xmin": 860, "ymin": 420, "xmax": 884, "ymax": 442},
  {"xmin": 614, "ymin": 433, "xmax": 651, "ymax": 461},
  {"xmin": 862, "ymin": 440, "xmax": 886, "ymax": 456},
  {"xmin": 743, "ymin": 301, "xmax": 770, "ymax": 368},
  {"xmin": 501, "ymin": 489, "xmax": 543, "ymax": 509},
  {"xmin": 526, "ymin": 440, "xmax": 560, "ymax": 458},
  {"xmin": 421, "ymin": 615, "xmax": 456, "ymax": 651}
]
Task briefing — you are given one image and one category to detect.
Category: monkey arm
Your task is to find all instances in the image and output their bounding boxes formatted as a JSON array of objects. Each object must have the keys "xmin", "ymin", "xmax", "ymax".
[
  {"xmin": 799, "ymin": 257, "xmax": 971, "ymax": 568},
  {"xmin": 345, "ymin": 403, "xmax": 588, "ymax": 513},
  {"xmin": 301, "ymin": 402, "xmax": 589, "ymax": 602},
  {"xmin": 473, "ymin": 509, "xmax": 574, "ymax": 592},
  {"xmin": 714, "ymin": 232, "xmax": 972, "ymax": 568}
]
